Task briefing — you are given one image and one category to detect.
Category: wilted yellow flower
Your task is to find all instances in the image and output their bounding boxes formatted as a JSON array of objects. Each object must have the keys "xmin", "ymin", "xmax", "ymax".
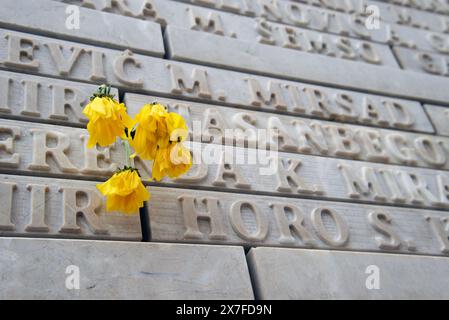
[
  {"xmin": 167, "ymin": 112, "xmax": 188, "ymax": 142},
  {"xmin": 130, "ymin": 103, "xmax": 169, "ymax": 160},
  {"xmin": 83, "ymin": 97, "xmax": 134, "ymax": 148},
  {"xmin": 97, "ymin": 168, "xmax": 150, "ymax": 214},
  {"xmin": 130, "ymin": 103, "xmax": 191, "ymax": 160},
  {"xmin": 152, "ymin": 142, "xmax": 192, "ymax": 181}
]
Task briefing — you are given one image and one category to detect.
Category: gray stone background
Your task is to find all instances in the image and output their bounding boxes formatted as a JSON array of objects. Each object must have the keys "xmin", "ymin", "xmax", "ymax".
[{"xmin": 1, "ymin": 0, "xmax": 449, "ymax": 299}]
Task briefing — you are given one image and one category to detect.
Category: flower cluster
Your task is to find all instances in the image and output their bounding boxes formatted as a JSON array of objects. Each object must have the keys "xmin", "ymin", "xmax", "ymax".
[{"xmin": 82, "ymin": 85, "xmax": 192, "ymax": 214}]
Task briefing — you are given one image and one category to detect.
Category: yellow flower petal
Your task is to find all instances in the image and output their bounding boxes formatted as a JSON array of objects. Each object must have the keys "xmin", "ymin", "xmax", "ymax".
[
  {"xmin": 97, "ymin": 169, "xmax": 150, "ymax": 214},
  {"xmin": 83, "ymin": 97, "xmax": 131, "ymax": 148},
  {"xmin": 151, "ymin": 142, "xmax": 192, "ymax": 181}
]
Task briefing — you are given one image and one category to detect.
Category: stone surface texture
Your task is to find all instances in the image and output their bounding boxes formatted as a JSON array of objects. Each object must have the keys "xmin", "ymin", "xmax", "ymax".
[
  {"xmin": 1, "ymin": 0, "xmax": 449, "ymax": 300},
  {"xmin": 248, "ymin": 247, "xmax": 449, "ymax": 299},
  {"xmin": 0, "ymin": 238, "xmax": 253, "ymax": 299}
]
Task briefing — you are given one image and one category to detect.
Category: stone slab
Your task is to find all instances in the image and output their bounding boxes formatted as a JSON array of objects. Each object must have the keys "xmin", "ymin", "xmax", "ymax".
[
  {"xmin": 58, "ymin": 0, "xmax": 392, "ymax": 43},
  {"xmin": 0, "ymin": 0, "xmax": 164, "ymax": 57},
  {"xmin": 121, "ymin": 81, "xmax": 435, "ymax": 136},
  {"xmin": 292, "ymin": 0, "xmax": 449, "ymax": 34},
  {"xmin": 0, "ymin": 237, "xmax": 253, "ymax": 299},
  {"xmin": 55, "ymin": 0, "xmax": 400, "ymax": 67},
  {"xmin": 378, "ymin": 0, "xmax": 449, "ymax": 15},
  {"xmin": 247, "ymin": 247, "xmax": 449, "ymax": 299},
  {"xmin": 424, "ymin": 104, "xmax": 449, "ymax": 136},
  {"xmin": 0, "ymin": 174, "xmax": 141, "ymax": 240},
  {"xmin": 0, "ymin": 27, "xmax": 446, "ymax": 113},
  {"xmin": 394, "ymin": 46, "xmax": 449, "ymax": 77},
  {"xmin": 3, "ymin": 118, "xmax": 449, "ymax": 210},
  {"xmin": 147, "ymin": 186, "xmax": 449, "ymax": 257},
  {"xmin": 125, "ymin": 94, "xmax": 444, "ymax": 170},
  {"xmin": 0, "ymin": 70, "xmax": 120, "ymax": 128},
  {"xmin": 163, "ymin": 25, "xmax": 449, "ymax": 104},
  {"xmin": 167, "ymin": 0, "xmax": 449, "ymax": 53}
]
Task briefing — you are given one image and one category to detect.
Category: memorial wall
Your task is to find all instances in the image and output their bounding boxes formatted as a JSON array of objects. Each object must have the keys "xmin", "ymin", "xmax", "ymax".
[{"xmin": 1, "ymin": 0, "xmax": 449, "ymax": 300}]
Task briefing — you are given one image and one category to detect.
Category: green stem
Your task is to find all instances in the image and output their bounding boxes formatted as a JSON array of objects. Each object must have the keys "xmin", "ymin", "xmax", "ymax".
[{"xmin": 123, "ymin": 140, "xmax": 134, "ymax": 167}]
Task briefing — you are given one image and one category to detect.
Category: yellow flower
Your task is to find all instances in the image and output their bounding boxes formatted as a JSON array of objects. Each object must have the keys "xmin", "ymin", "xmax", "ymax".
[
  {"xmin": 130, "ymin": 103, "xmax": 169, "ymax": 160},
  {"xmin": 83, "ymin": 97, "xmax": 134, "ymax": 148},
  {"xmin": 152, "ymin": 142, "xmax": 192, "ymax": 181},
  {"xmin": 97, "ymin": 168, "xmax": 150, "ymax": 214},
  {"xmin": 167, "ymin": 112, "xmax": 188, "ymax": 142}
]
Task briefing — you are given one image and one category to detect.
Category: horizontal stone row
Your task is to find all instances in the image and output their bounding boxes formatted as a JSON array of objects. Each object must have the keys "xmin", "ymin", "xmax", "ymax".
[
  {"xmin": 377, "ymin": 0, "xmax": 449, "ymax": 15},
  {"xmin": 124, "ymin": 94, "xmax": 449, "ymax": 170},
  {"xmin": 2, "ymin": 170, "xmax": 449, "ymax": 258},
  {"xmin": 424, "ymin": 104, "xmax": 449, "ymax": 136},
  {"xmin": 0, "ymin": 0, "xmax": 403, "ymax": 69},
  {"xmin": 0, "ymin": 237, "xmax": 253, "ymax": 299},
  {"xmin": 158, "ymin": 0, "xmax": 398, "ymax": 67},
  {"xmin": 0, "ymin": 0, "xmax": 164, "ymax": 57},
  {"xmin": 147, "ymin": 186, "xmax": 449, "ymax": 256},
  {"xmin": 290, "ymin": 0, "xmax": 449, "ymax": 33},
  {"xmin": 56, "ymin": 0, "xmax": 449, "ymax": 56},
  {"xmin": 2, "ymin": 170, "xmax": 449, "ymax": 257},
  {"xmin": 0, "ymin": 174, "xmax": 141, "ymax": 240},
  {"xmin": 0, "ymin": 28, "xmax": 442, "ymax": 126},
  {"xmin": 3, "ymin": 118, "xmax": 449, "ymax": 210},
  {"xmin": 0, "ymin": 70, "xmax": 120, "ymax": 127},
  {"xmin": 164, "ymin": 25, "xmax": 449, "ymax": 104},
  {"xmin": 2, "ymin": 236, "xmax": 449, "ymax": 299},
  {"xmin": 394, "ymin": 45, "xmax": 449, "ymax": 77},
  {"xmin": 248, "ymin": 247, "xmax": 449, "ymax": 299}
]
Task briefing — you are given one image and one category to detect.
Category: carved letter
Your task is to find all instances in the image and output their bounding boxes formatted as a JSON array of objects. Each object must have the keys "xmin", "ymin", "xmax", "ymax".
[
  {"xmin": 368, "ymin": 211, "xmax": 401, "ymax": 250},
  {"xmin": 3, "ymin": 34, "xmax": 39, "ymax": 70},
  {"xmin": 230, "ymin": 200, "xmax": 268, "ymax": 241},
  {"xmin": 311, "ymin": 207, "xmax": 349, "ymax": 247},
  {"xmin": 25, "ymin": 184, "xmax": 50, "ymax": 232},
  {"xmin": 187, "ymin": 7, "xmax": 226, "ymax": 35},
  {"xmin": 20, "ymin": 80, "xmax": 40, "ymax": 117},
  {"xmin": 213, "ymin": 152, "xmax": 250, "ymax": 188},
  {"xmin": 45, "ymin": 43, "xmax": 83, "ymax": 76},
  {"xmin": 49, "ymin": 85, "xmax": 87, "ymax": 122},
  {"xmin": 113, "ymin": 50, "xmax": 143, "ymax": 87},
  {"xmin": 271, "ymin": 202, "xmax": 314, "ymax": 245},
  {"xmin": 0, "ymin": 126, "xmax": 20, "ymax": 168},
  {"xmin": 28, "ymin": 129, "xmax": 78, "ymax": 173},
  {"xmin": 0, "ymin": 182, "xmax": 16, "ymax": 231},
  {"xmin": 426, "ymin": 216, "xmax": 449, "ymax": 253},
  {"xmin": 59, "ymin": 187, "xmax": 108, "ymax": 234},
  {"xmin": 291, "ymin": 120, "xmax": 329, "ymax": 154},
  {"xmin": 178, "ymin": 195, "xmax": 227, "ymax": 240},
  {"xmin": 326, "ymin": 125, "xmax": 361, "ymax": 158},
  {"xmin": 275, "ymin": 158, "xmax": 322, "ymax": 194},
  {"xmin": 246, "ymin": 78, "xmax": 287, "ymax": 111},
  {"xmin": 167, "ymin": 64, "xmax": 213, "ymax": 98},
  {"xmin": 338, "ymin": 164, "xmax": 387, "ymax": 200}
]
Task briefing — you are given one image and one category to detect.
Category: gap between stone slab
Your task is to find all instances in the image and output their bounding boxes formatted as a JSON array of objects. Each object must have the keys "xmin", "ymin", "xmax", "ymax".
[
  {"xmin": 139, "ymin": 203, "xmax": 151, "ymax": 242},
  {"xmin": 245, "ymin": 246, "xmax": 261, "ymax": 300}
]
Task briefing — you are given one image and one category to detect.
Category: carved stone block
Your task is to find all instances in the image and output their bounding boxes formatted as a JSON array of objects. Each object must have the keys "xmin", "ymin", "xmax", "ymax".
[
  {"xmin": 0, "ymin": 174, "xmax": 141, "ymax": 240},
  {"xmin": 165, "ymin": 0, "xmax": 449, "ymax": 55},
  {"xmin": 54, "ymin": 0, "xmax": 399, "ymax": 67},
  {"xmin": 147, "ymin": 186, "xmax": 449, "ymax": 256},
  {"xmin": 1, "ymin": 26, "xmax": 449, "ymax": 107},
  {"xmin": 124, "ymin": 83, "xmax": 433, "ymax": 134},
  {"xmin": 164, "ymin": 25, "xmax": 449, "ymax": 104},
  {"xmin": 125, "ymin": 94, "xmax": 444, "ymax": 171},
  {"xmin": 0, "ymin": 237, "xmax": 253, "ymax": 299},
  {"xmin": 0, "ymin": 70, "xmax": 120, "ymax": 127},
  {"xmin": 0, "ymin": 0, "xmax": 164, "ymax": 57},
  {"xmin": 393, "ymin": 46, "xmax": 449, "ymax": 77},
  {"xmin": 3, "ymin": 118, "xmax": 449, "ymax": 211},
  {"xmin": 425, "ymin": 104, "xmax": 449, "ymax": 136},
  {"xmin": 247, "ymin": 247, "xmax": 449, "ymax": 299}
]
